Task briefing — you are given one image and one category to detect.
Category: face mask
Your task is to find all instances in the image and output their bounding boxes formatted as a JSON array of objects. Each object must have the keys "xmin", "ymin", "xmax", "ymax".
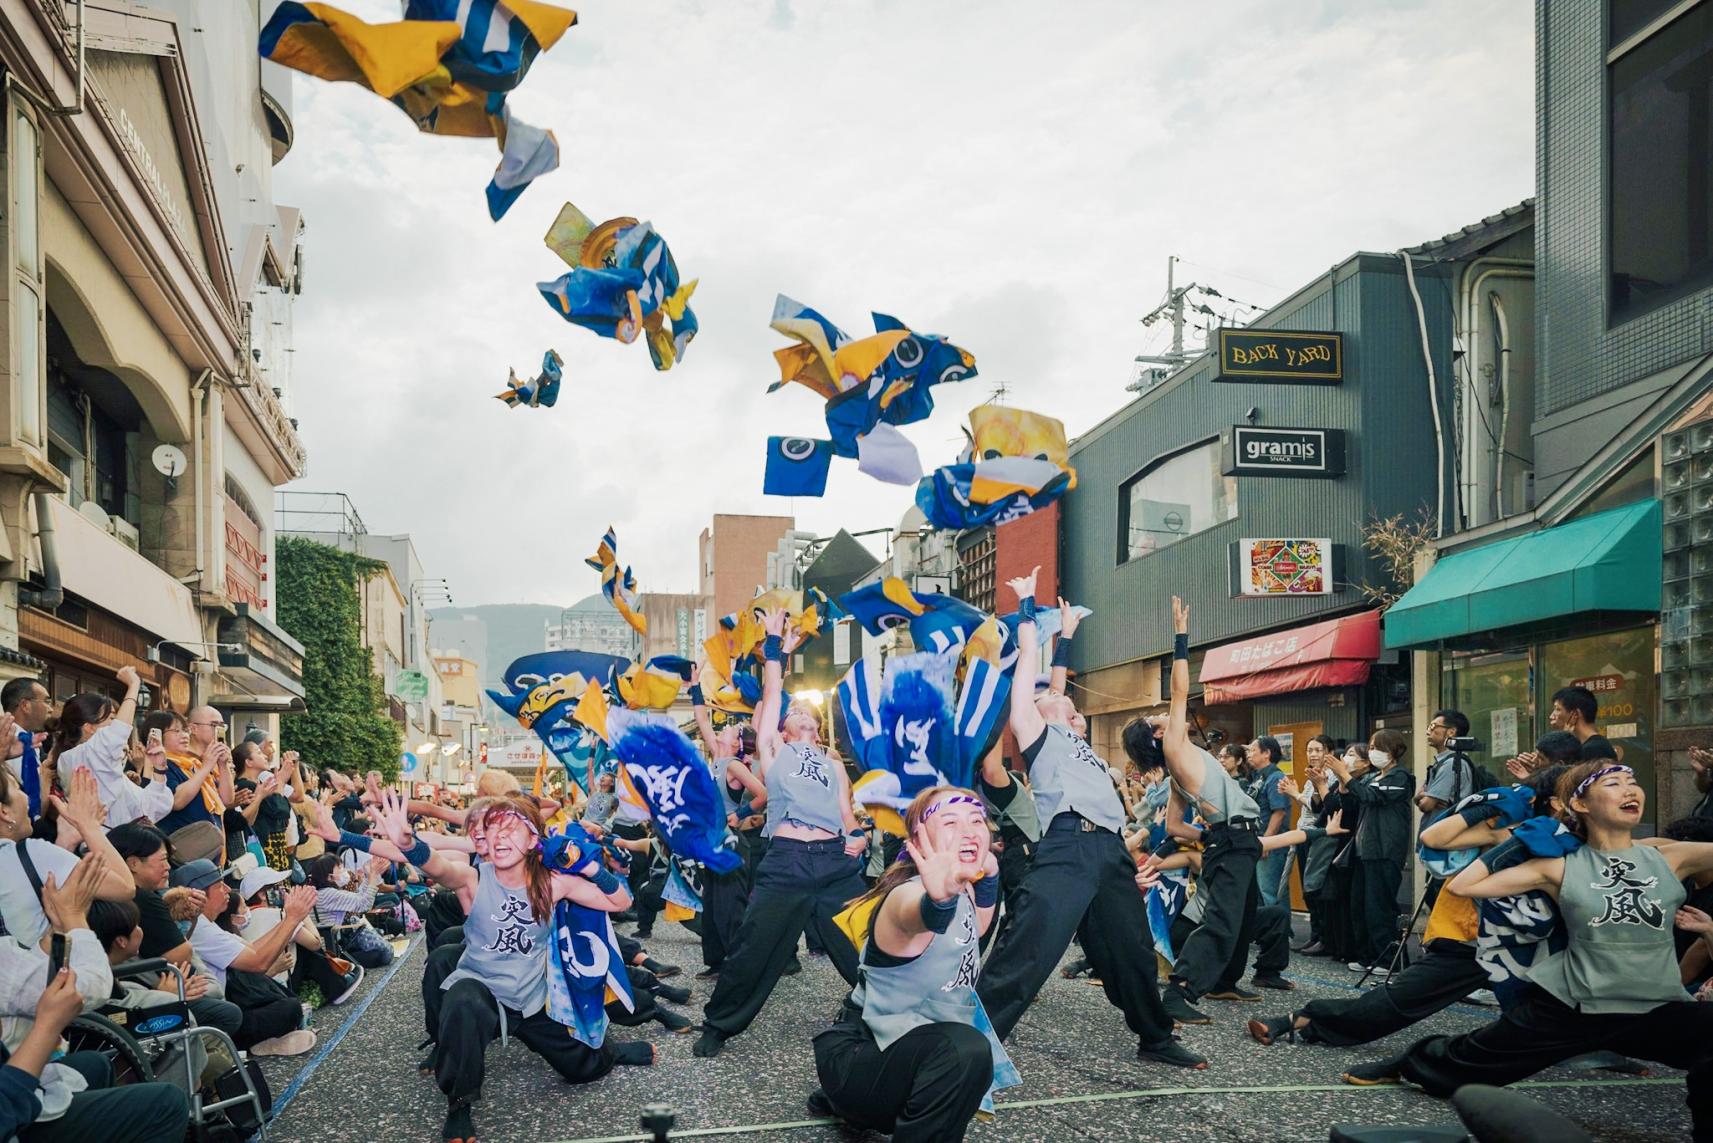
[
  {"xmin": 231, "ymin": 913, "xmax": 251, "ymax": 932},
  {"xmin": 1369, "ymin": 750, "xmax": 1391, "ymax": 767}
]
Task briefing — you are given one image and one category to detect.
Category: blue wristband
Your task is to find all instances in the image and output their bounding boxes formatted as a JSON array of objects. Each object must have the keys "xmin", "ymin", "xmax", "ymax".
[
  {"xmin": 590, "ymin": 868, "xmax": 622, "ymax": 894},
  {"xmin": 1051, "ymin": 636, "xmax": 1073, "ymax": 667},
  {"xmin": 763, "ymin": 634, "xmax": 784, "ymax": 663},
  {"xmin": 688, "ymin": 683, "xmax": 705, "ymax": 706},
  {"xmin": 338, "ymin": 831, "xmax": 373, "ymax": 854},
  {"xmin": 402, "ymin": 836, "xmax": 432, "ymax": 867},
  {"xmin": 1017, "ymin": 597, "xmax": 1037, "ymax": 622},
  {"xmin": 1173, "ymin": 633, "xmax": 1189, "ymax": 660},
  {"xmin": 919, "ymin": 892, "xmax": 958, "ymax": 933},
  {"xmin": 972, "ymin": 873, "xmax": 999, "ymax": 909}
]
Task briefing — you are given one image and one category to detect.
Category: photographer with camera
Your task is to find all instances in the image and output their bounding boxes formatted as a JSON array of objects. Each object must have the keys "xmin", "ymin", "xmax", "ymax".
[{"xmin": 1416, "ymin": 711, "xmax": 1478, "ymax": 820}]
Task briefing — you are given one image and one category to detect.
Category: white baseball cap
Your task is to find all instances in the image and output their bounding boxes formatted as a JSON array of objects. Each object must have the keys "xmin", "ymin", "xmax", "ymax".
[{"xmin": 238, "ymin": 865, "xmax": 291, "ymax": 902}]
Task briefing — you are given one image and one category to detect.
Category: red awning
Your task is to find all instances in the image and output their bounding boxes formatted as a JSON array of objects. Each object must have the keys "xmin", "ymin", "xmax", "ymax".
[{"xmin": 1199, "ymin": 610, "xmax": 1383, "ymax": 704}]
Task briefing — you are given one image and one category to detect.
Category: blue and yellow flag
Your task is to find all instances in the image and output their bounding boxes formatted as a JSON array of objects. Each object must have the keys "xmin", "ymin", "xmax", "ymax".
[
  {"xmin": 494, "ymin": 348, "xmax": 563, "ymax": 408},
  {"xmin": 539, "ymin": 204, "xmax": 698, "ymax": 370},
  {"xmin": 763, "ymin": 436, "xmax": 834, "ymax": 497},
  {"xmin": 585, "ymin": 527, "xmax": 647, "ymax": 635}
]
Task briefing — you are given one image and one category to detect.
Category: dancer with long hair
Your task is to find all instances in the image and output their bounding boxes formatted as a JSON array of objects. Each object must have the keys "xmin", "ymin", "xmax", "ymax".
[
  {"xmin": 694, "ymin": 607, "xmax": 868, "ymax": 1058},
  {"xmin": 1352, "ymin": 762, "xmax": 1713, "ymax": 1137},
  {"xmin": 372, "ymin": 792, "xmax": 653, "ymax": 1143},
  {"xmin": 809, "ymin": 785, "xmax": 1016, "ymax": 1142}
]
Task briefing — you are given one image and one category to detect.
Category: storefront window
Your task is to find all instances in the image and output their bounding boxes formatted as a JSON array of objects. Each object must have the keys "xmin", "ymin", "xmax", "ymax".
[
  {"xmin": 1442, "ymin": 650, "xmax": 1533, "ymax": 766},
  {"xmin": 1119, "ymin": 439, "xmax": 1238, "ymax": 562},
  {"xmin": 1539, "ymin": 627, "xmax": 1657, "ymax": 818}
]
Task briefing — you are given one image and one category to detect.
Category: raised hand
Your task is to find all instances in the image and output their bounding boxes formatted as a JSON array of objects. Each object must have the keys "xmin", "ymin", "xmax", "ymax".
[
  {"xmin": 759, "ymin": 607, "xmax": 787, "ymax": 638},
  {"xmin": 1004, "ymin": 566, "xmax": 1040, "ymax": 605},
  {"xmin": 283, "ymin": 884, "xmax": 317, "ymax": 921},
  {"xmin": 1172, "ymin": 596, "xmax": 1190, "ymax": 635},
  {"xmin": 905, "ymin": 828, "xmax": 980, "ymax": 904},
  {"xmin": 0, "ymin": 713, "xmax": 18, "ymax": 760},
  {"xmin": 42, "ymin": 856, "xmax": 106, "ymax": 933},
  {"xmin": 1057, "ymin": 597, "xmax": 1080, "ymax": 638},
  {"xmin": 1325, "ymin": 808, "xmax": 1348, "ymax": 836},
  {"xmin": 115, "ymin": 665, "xmax": 140, "ymax": 691},
  {"xmin": 376, "ymin": 789, "xmax": 413, "ymax": 849}
]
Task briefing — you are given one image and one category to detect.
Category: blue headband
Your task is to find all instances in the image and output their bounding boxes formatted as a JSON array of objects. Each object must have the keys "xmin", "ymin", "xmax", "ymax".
[
  {"xmin": 1571, "ymin": 764, "xmax": 1632, "ymax": 803},
  {"xmin": 923, "ymin": 794, "xmax": 986, "ymax": 820}
]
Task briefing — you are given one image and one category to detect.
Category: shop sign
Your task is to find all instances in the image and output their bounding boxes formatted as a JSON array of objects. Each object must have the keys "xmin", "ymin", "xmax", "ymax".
[
  {"xmin": 1231, "ymin": 538, "xmax": 1336, "ymax": 597},
  {"xmin": 1215, "ymin": 329, "xmax": 1343, "ymax": 385},
  {"xmin": 396, "ymin": 670, "xmax": 430, "ymax": 701},
  {"xmin": 223, "ymin": 495, "xmax": 268, "ymax": 610},
  {"xmin": 676, "ymin": 607, "xmax": 691, "ymax": 657},
  {"xmin": 1570, "ymin": 674, "xmax": 1623, "ymax": 695},
  {"xmin": 1222, "ymin": 426, "xmax": 1347, "ymax": 478}
]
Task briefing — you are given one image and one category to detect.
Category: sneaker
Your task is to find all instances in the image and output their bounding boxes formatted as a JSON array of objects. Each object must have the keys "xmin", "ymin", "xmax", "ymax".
[
  {"xmin": 1137, "ymin": 1038, "xmax": 1208, "ymax": 1069},
  {"xmin": 442, "ymin": 1102, "xmax": 475, "ymax": 1143},
  {"xmin": 252, "ymin": 1029, "xmax": 317, "ymax": 1057},
  {"xmin": 1247, "ymin": 1015, "xmax": 1296, "ymax": 1046},
  {"xmin": 1252, "ymin": 974, "xmax": 1296, "ymax": 991},
  {"xmin": 652, "ymin": 981, "xmax": 692, "ymax": 1006},
  {"xmin": 1296, "ymin": 941, "xmax": 1327, "ymax": 957},
  {"xmin": 806, "ymin": 1088, "xmax": 836, "ymax": 1118},
  {"xmin": 1341, "ymin": 1059, "xmax": 1402, "ymax": 1086},
  {"xmin": 1465, "ymin": 988, "xmax": 1499, "ymax": 1006},
  {"xmin": 1347, "ymin": 961, "xmax": 1371, "ymax": 972},
  {"xmin": 692, "ymin": 1028, "xmax": 727, "ymax": 1058},
  {"xmin": 1204, "ymin": 984, "xmax": 1263, "ymax": 1002},
  {"xmin": 332, "ymin": 963, "xmax": 366, "ymax": 1006},
  {"xmin": 1161, "ymin": 984, "xmax": 1211, "ymax": 1026}
]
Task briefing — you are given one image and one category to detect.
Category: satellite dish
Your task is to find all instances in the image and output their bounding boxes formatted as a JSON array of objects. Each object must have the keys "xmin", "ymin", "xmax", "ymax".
[
  {"xmin": 77, "ymin": 501, "xmax": 111, "ymax": 529},
  {"xmin": 151, "ymin": 444, "xmax": 187, "ymax": 479}
]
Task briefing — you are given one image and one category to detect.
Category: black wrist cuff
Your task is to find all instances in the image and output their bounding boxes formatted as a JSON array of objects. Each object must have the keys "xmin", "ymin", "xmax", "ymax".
[
  {"xmin": 972, "ymin": 873, "xmax": 999, "ymax": 909},
  {"xmin": 919, "ymin": 892, "xmax": 958, "ymax": 933},
  {"xmin": 1173, "ymin": 633, "xmax": 1189, "ymax": 660}
]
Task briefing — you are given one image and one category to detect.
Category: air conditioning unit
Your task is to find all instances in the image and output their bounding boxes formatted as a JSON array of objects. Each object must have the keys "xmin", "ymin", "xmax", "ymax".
[{"xmin": 110, "ymin": 517, "xmax": 140, "ymax": 551}]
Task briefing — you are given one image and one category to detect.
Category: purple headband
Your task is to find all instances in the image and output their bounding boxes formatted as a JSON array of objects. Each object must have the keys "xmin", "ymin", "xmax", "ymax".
[
  {"xmin": 923, "ymin": 794, "xmax": 986, "ymax": 820},
  {"xmin": 1571, "ymin": 764, "xmax": 1632, "ymax": 803}
]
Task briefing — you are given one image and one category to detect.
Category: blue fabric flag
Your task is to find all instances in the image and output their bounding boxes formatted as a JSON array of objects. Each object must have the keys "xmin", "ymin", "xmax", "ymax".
[
  {"xmin": 952, "ymin": 657, "xmax": 1009, "ymax": 775},
  {"xmin": 838, "ymin": 650, "xmax": 994, "ymax": 797},
  {"xmin": 915, "ymin": 461, "xmax": 1076, "ymax": 530},
  {"xmin": 868, "ymin": 312, "xmax": 977, "ymax": 428},
  {"xmin": 764, "ymin": 436, "xmax": 834, "ymax": 497},
  {"xmin": 540, "ymin": 824, "xmax": 635, "ymax": 1048},
  {"xmin": 539, "ymin": 211, "xmax": 698, "ymax": 371},
  {"xmin": 405, "ymin": 0, "xmax": 570, "ymax": 92},
  {"xmin": 487, "ymin": 650, "xmax": 630, "ymax": 790},
  {"xmin": 607, "ymin": 709, "xmax": 741, "ymax": 874}
]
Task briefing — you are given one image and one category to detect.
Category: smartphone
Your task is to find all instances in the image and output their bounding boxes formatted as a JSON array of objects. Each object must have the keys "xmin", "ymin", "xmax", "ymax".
[
  {"xmin": 147, "ymin": 728, "xmax": 162, "ymax": 749},
  {"xmin": 46, "ymin": 933, "xmax": 65, "ymax": 985}
]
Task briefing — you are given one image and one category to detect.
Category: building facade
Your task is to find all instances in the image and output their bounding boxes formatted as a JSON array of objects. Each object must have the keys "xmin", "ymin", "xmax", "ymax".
[
  {"xmin": 1386, "ymin": 2, "xmax": 1713, "ymax": 830},
  {"xmin": 1062, "ymin": 212, "xmax": 1534, "ymax": 773},
  {"xmin": 698, "ymin": 513, "xmax": 793, "ymax": 618},
  {"xmin": 545, "ymin": 592, "xmax": 638, "ymax": 658},
  {"xmin": 0, "ymin": 0, "xmax": 307, "ymax": 724}
]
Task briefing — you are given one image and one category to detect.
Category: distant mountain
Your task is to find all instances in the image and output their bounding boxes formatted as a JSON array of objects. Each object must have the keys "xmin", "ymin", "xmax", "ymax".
[{"xmin": 429, "ymin": 603, "xmax": 564, "ymax": 695}]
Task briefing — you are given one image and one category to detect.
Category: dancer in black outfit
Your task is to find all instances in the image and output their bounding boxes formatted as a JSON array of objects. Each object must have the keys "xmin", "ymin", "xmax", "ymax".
[{"xmin": 973, "ymin": 570, "xmax": 1202, "ymax": 1069}]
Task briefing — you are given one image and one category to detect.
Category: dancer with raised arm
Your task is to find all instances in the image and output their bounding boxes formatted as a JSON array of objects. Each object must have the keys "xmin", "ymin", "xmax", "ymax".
[
  {"xmin": 1158, "ymin": 596, "xmax": 1266, "ymax": 1027},
  {"xmin": 694, "ymin": 607, "xmax": 868, "ymax": 1058},
  {"xmin": 810, "ymin": 786, "xmax": 1017, "ymax": 1141},
  {"xmin": 974, "ymin": 569, "xmax": 1201, "ymax": 1069}
]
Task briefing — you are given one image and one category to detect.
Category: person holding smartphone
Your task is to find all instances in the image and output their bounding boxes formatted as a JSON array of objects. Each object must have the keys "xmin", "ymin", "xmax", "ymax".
[{"xmin": 46, "ymin": 668, "xmax": 170, "ymax": 827}]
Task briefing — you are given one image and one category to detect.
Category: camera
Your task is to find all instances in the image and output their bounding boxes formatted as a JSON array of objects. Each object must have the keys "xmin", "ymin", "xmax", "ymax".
[{"xmin": 1446, "ymin": 736, "xmax": 1483, "ymax": 754}]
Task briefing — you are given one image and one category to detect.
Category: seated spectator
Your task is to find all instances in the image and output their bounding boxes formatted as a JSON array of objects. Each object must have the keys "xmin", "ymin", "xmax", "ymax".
[
  {"xmin": 0, "ymin": 860, "xmax": 187, "ymax": 1143},
  {"xmin": 0, "ymin": 766, "xmax": 134, "ymax": 946},
  {"xmin": 231, "ymin": 863, "xmax": 365, "ymax": 1004},
  {"xmin": 109, "ymin": 822, "xmax": 203, "ymax": 974},
  {"xmin": 171, "ymin": 860, "xmax": 317, "ymax": 1056},
  {"xmin": 293, "ymin": 762, "xmax": 327, "ymax": 863},
  {"xmin": 44, "ymin": 669, "xmax": 170, "ymax": 827},
  {"xmin": 302, "ymin": 854, "xmax": 393, "ymax": 969}
]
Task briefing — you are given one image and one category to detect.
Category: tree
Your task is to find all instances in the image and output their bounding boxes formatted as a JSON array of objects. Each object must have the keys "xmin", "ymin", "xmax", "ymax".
[{"xmin": 275, "ymin": 536, "xmax": 402, "ymax": 780}]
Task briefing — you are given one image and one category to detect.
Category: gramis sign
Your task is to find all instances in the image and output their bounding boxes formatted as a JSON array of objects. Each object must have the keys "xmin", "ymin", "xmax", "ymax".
[{"xmin": 1222, "ymin": 427, "xmax": 1347, "ymax": 478}]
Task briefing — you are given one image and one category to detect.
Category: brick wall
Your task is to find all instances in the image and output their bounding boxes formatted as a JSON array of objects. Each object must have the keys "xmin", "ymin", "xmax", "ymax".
[
  {"xmin": 995, "ymin": 502, "xmax": 1060, "ymax": 605},
  {"xmin": 702, "ymin": 514, "xmax": 792, "ymax": 618}
]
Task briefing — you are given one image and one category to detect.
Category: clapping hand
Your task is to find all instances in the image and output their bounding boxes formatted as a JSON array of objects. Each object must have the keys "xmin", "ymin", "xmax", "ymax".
[
  {"xmin": 54, "ymin": 768, "xmax": 106, "ymax": 833},
  {"xmin": 41, "ymin": 856, "xmax": 106, "ymax": 934},
  {"xmin": 905, "ymin": 830, "xmax": 982, "ymax": 905},
  {"xmin": 282, "ymin": 885, "xmax": 317, "ymax": 922},
  {"xmin": 1278, "ymin": 776, "xmax": 1300, "ymax": 800},
  {"xmin": 0, "ymin": 713, "xmax": 19, "ymax": 761}
]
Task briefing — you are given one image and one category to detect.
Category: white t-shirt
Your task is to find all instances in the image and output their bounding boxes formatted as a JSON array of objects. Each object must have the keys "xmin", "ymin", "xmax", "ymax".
[
  {"xmin": 0, "ymin": 838, "xmax": 79, "ymax": 946},
  {"xmin": 59, "ymin": 721, "xmax": 173, "ymax": 826},
  {"xmin": 188, "ymin": 920, "xmax": 250, "ymax": 988}
]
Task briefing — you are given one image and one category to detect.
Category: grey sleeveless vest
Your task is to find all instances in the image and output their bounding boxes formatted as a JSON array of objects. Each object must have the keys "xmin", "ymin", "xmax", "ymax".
[
  {"xmin": 1529, "ymin": 843, "xmax": 1688, "ymax": 1014},
  {"xmin": 763, "ymin": 742, "xmax": 846, "ymax": 837},
  {"xmin": 853, "ymin": 884, "xmax": 985, "ymax": 1049},
  {"xmin": 1170, "ymin": 747, "xmax": 1259, "ymax": 825},
  {"xmin": 710, "ymin": 756, "xmax": 743, "ymax": 818},
  {"xmin": 441, "ymin": 863, "xmax": 549, "ymax": 1016},
  {"xmin": 1029, "ymin": 725, "xmax": 1124, "ymax": 833}
]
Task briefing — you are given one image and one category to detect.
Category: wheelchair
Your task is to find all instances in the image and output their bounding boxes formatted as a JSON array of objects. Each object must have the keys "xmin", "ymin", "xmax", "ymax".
[{"xmin": 60, "ymin": 958, "xmax": 271, "ymax": 1141}]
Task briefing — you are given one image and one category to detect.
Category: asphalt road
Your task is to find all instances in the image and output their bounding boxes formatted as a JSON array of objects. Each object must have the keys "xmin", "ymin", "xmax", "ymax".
[{"xmin": 256, "ymin": 922, "xmax": 1695, "ymax": 1143}]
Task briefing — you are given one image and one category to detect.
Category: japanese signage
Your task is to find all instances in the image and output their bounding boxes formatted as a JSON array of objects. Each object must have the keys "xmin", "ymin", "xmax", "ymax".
[
  {"xmin": 223, "ymin": 494, "xmax": 268, "ymax": 610},
  {"xmin": 1222, "ymin": 426, "xmax": 1346, "ymax": 478},
  {"xmin": 1232, "ymin": 538, "xmax": 1335, "ymax": 597},
  {"xmin": 1216, "ymin": 329, "xmax": 1343, "ymax": 385},
  {"xmin": 676, "ymin": 607, "xmax": 691, "ymax": 657}
]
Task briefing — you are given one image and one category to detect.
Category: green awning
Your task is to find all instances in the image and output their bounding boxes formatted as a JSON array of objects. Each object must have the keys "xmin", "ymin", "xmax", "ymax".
[{"xmin": 1383, "ymin": 499, "xmax": 1662, "ymax": 649}]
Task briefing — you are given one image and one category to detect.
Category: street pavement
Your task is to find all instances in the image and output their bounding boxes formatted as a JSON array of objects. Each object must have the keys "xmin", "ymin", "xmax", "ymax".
[{"xmin": 259, "ymin": 922, "xmax": 1694, "ymax": 1143}]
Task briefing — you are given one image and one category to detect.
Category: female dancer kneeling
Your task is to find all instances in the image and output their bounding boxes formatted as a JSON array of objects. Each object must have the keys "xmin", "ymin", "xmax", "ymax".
[
  {"xmin": 373, "ymin": 792, "xmax": 654, "ymax": 1143},
  {"xmin": 1374, "ymin": 761, "xmax": 1713, "ymax": 1138},
  {"xmin": 694, "ymin": 607, "xmax": 868, "ymax": 1058},
  {"xmin": 810, "ymin": 786, "xmax": 1017, "ymax": 1142}
]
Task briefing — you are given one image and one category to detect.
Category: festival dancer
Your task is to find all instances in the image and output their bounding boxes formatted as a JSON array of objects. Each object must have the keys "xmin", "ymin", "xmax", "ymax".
[
  {"xmin": 370, "ymin": 792, "xmax": 653, "ymax": 1143},
  {"xmin": 694, "ymin": 608, "xmax": 868, "ymax": 1058},
  {"xmin": 1157, "ymin": 597, "xmax": 1265, "ymax": 1028},
  {"xmin": 690, "ymin": 667, "xmax": 767, "ymax": 978},
  {"xmin": 809, "ymin": 786, "xmax": 1017, "ymax": 1142},
  {"xmin": 974, "ymin": 570, "xmax": 1200, "ymax": 1068},
  {"xmin": 1348, "ymin": 762, "xmax": 1713, "ymax": 1138}
]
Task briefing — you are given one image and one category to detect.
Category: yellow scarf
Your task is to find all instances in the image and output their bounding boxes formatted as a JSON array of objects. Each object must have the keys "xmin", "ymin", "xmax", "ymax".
[{"xmin": 167, "ymin": 752, "xmax": 226, "ymax": 817}]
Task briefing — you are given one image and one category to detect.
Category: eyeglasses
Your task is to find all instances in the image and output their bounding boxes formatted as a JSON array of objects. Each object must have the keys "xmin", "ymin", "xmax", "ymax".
[{"xmin": 191, "ymin": 721, "xmax": 225, "ymax": 729}]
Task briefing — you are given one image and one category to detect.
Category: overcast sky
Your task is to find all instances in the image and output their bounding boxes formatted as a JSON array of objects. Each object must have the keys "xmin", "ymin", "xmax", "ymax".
[{"xmin": 275, "ymin": 0, "xmax": 1533, "ymax": 606}]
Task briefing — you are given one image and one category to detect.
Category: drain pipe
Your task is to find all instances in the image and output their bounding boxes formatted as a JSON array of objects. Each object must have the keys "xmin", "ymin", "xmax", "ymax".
[
  {"xmin": 1399, "ymin": 251, "xmax": 1446, "ymax": 537},
  {"xmin": 19, "ymin": 493, "xmax": 63, "ymax": 610},
  {"xmin": 189, "ymin": 369, "xmax": 211, "ymax": 592},
  {"xmin": 1491, "ymin": 292, "xmax": 1513, "ymax": 519}
]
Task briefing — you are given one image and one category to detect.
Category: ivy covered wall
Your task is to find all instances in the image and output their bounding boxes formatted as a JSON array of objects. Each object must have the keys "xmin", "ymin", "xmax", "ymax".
[{"xmin": 276, "ymin": 536, "xmax": 402, "ymax": 780}]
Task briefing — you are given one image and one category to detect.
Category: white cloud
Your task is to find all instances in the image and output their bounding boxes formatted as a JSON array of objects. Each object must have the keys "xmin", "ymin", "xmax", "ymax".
[{"xmin": 275, "ymin": 0, "xmax": 1532, "ymax": 605}]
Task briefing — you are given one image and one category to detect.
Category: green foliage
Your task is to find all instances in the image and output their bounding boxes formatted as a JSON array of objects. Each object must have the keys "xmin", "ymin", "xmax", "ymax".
[{"xmin": 275, "ymin": 536, "xmax": 402, "ymax": 781}]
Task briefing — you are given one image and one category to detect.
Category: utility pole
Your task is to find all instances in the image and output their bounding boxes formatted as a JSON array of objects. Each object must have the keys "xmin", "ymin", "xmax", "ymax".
[{"xmin": 1129, "ymin": 256, "xmax": 1266, "ymax": 394}]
